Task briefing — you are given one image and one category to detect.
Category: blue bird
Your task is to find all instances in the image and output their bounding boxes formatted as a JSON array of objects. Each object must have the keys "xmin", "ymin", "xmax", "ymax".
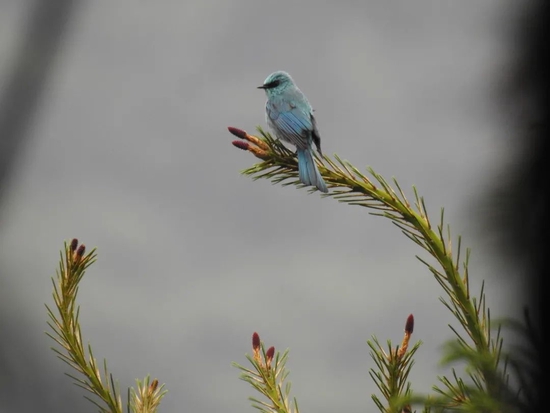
[{"xmin": 258, "ymin": 71, "xmax": 328, "ymax": 193}]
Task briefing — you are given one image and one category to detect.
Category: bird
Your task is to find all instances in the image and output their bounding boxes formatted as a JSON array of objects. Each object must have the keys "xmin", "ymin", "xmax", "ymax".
[{"xmin": 258, "ymin": 71, "xmax": 328, "ymax": 193}]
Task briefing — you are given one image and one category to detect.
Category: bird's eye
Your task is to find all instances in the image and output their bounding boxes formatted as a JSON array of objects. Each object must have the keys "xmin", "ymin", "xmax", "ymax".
[{"xmin": 266, "ymin": 80, "xmax": 280, "ymax": 88}]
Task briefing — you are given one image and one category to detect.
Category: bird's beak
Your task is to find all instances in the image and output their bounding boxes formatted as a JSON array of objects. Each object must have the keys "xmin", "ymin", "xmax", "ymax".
[{"xmin": 257, "ymin": 85, "xmax": 266, "ymax": 89}]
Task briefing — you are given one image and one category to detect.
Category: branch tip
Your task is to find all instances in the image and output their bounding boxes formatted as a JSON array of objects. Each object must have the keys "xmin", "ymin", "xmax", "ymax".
[
  {"xmin": 228, "ymin": 126, "xmax": 248, "ymax": 140},
  {"xmin": 74, "ymin": 244, "xmax": 86, "ymax": 263},
  {"xmin": 398, "ymin": 314, "xmax": 414, "ymax": 358},
  {"xmin": 252, "ymin": 332, "xmax": 261, "ymax": 363},
  {"xmin": 405, "ymin": 314, "xmax": 414, "ymax": 335},
  {"xmin": 266, "ymin": 346, "xmax": 275, "ymax": 369},
  {"xmin": 149, "ymin": 379, "xmax": 159, "ymax": 394},
  {"xmin": 76, "ymin": 244, "xmax": 86, "ymax": 257},
  {"xmin": 232, "ymin": 140, "xmax": 249, "ymax": 151},
  {"xmin": 252, "ymin": 332, "xmax": 260, "ymax": 351}
]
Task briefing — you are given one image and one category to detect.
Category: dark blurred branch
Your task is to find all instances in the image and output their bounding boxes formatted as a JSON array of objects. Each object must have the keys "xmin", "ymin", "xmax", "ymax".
[
  {"xmin": 0, "ymin": 0, "xmax": 78, "ymax": 213},
  {"xmin": 0, "ymin": 1, "xmax": 78, "ymax": 411},
  {"xmin": 492, "ymin": 1, "xmax": 548, "ymax": 319},
  {"xmin": 490, "ymin": 1, "xmax": 548, "ymax": 412}
]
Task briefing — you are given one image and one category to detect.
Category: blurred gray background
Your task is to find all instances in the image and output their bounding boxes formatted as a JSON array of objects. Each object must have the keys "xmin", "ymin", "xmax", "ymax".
[{"xmin": 0, "ymin": 1, "xmax": 532, "ymax": 412}]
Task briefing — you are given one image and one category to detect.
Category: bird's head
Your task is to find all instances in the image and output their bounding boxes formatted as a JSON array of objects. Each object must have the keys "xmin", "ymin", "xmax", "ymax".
[{"xmin": 258, "ymin": 71, "xmax": 295, "ymax": 95}]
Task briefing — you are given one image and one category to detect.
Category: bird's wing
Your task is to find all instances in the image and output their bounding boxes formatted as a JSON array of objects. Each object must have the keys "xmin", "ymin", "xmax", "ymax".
[
  {"xmin": 267, "ymin": 99, "xmax": 312, "ymax": 149},
  {"xmin": 310, "ymin": 113, "xmax": 322, "ymax": 155}
]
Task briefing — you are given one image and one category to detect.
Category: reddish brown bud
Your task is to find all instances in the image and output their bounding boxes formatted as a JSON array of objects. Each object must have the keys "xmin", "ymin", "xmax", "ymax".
[
  {"xmin": 70, "ymin": 238, "xmax": 78, "ymax": 252},
  {"xmin": 266, "ymin": 346, "xmax": 275, "ymax": 369},
  {"xmin": 252, "ymin": 332, "xmax": 261, "ymax": 364},
  {"xmin": 398, "ymin": 314, "xmax": 414, "ymax": 358},
  {"xmin": 405, "ymin": 314, "xmax": 414, "ymax": 335},
  {"xmin": 228, "ymin": 126, "xmax": 248, "ymax": 140},
  {"xmin": 252, "ymin": 332, "xmax": 260, "ymax": 351},
  {"xmin": 149, "ymin": 379, "xmax": 159, "ymax": 394},
  {"xmin": 232, "ymin": 140, "xmax": 250, "ymax": 151},
  {"xmin": 76, "ymin": 244, "xmax": 86, "ymax": 259},
  {"xmin": 73, "ymin": 244, "xmax": 85, "ymax": 264}
]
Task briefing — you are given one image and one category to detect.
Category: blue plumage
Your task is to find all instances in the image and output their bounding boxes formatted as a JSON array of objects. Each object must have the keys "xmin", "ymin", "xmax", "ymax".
[{"xmin": 258, "ymin": 71, "xmax": 327, "ymax": 193}]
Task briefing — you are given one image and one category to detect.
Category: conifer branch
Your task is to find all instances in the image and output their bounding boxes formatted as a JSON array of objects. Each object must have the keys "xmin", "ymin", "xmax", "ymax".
[
  {"xmin": 229, "ymin": 127, "xmax": 512, "ymax": 410},
  {"xmin": 368, "ymin": 314, "xmax": 420, "ymax": 413},
  {"xmin": 233, "ymin": 332, "xmax": 299, "ymax": 413},
  {"xmin": 45, "ymin": 239, "xmax": 166, "ymax": 413}
]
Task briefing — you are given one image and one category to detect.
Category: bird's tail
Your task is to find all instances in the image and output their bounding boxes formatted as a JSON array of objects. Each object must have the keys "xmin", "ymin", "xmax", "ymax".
[{"xmin": 296, "ymin": 148, "xmax": 328, "ymax": 193}]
